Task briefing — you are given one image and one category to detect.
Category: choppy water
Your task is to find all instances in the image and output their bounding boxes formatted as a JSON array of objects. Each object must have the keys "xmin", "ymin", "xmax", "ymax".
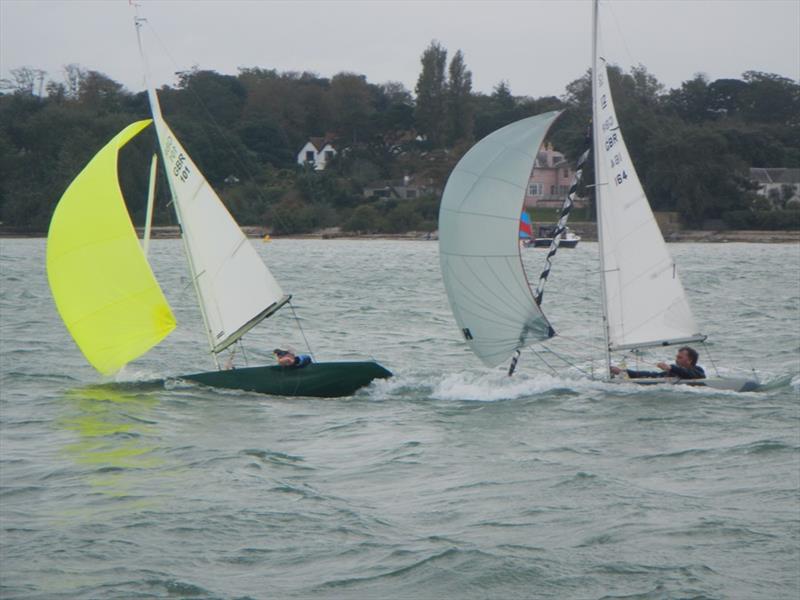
[{"xmin": 1, "ymin": 238, "xmax": 799, "ymax": 599}]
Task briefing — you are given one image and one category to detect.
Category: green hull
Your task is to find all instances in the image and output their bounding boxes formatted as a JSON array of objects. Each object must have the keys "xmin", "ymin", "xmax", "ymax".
[{"xmin": 183, "ymin": 361, "xmax": 392, "ymax": 397}]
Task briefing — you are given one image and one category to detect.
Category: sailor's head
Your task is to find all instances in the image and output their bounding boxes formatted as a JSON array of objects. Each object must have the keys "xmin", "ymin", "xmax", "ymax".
[
  {"xmin": 676, "ymin": 346, "xmax": 698, "ymax": 367},
  {"xmin": 273, "ymin": 348, "xmax": 296, "ymax": 366}
]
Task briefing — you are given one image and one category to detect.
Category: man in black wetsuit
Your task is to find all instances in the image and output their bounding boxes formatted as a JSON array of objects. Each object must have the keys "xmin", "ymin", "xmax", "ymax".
[{"xmin": 610, "ymin": 346, "xmax": 706, "ymax": 380}]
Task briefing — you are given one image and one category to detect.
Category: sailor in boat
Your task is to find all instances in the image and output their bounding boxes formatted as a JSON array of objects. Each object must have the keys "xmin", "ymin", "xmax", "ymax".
[
  {"xmin": 610, "ymin": 347, "xmax": 706, "ymax": 380},
  {"xmin": 273, "ymin": 348, "xmax": 313, "ymax": 368}
]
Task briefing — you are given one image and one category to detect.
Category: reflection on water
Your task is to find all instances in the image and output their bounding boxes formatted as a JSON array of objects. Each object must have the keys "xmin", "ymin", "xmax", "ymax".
[{"xmin": 59, "ymin": 385, "xmax": 165, "ymax": 496}]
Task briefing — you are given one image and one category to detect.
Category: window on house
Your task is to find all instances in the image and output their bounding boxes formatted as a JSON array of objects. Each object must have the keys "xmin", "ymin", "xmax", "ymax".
[
  {"xmin": 562, "ymin": 169, "xmax": 569, "ymax": 178},
  {"xmin": 528, "ymin": 183, "xmax": 542, "ymax": 196},
  {"xmin": 305, "ymin": 150, "xmax": 315, "ymax": 162},
  {"xmin": 325, "ymin": 150, "xmax": 334, "ymax": 162},
  {"xmin": 550, "ymin": 185, "xmax": 556, "ymax": 195}
]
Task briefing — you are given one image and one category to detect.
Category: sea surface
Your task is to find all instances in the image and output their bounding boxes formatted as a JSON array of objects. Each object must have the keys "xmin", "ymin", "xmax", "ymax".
[{"xmin": 1, "ymin": 238, "xmax": 798, "ymax": 599}]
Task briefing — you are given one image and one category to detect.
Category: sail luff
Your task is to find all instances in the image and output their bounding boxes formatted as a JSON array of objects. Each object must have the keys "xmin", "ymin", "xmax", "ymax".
[
  {"xmin": 592, "ymin": 1, "xmax": 704, "ymax": 353},
  {"xmin": 592, "ymin": 0, "xmax": 613, "ymax": 374},
  {"xmin": 134, "ymin": 16, "xmax": 220, "ymax": 364},
  {"xmin": 134, "ymin": 16, "xmax": 289, "ymax": 361}
]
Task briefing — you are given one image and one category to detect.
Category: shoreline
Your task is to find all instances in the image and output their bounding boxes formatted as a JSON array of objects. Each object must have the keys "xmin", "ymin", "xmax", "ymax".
[{"xmin": 2, "ymin": 226, "xmax": 798, "ymax": 244}]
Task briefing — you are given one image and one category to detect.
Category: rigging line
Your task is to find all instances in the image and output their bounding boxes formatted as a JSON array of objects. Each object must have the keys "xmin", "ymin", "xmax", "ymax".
[
  {"xmin": 143, "ymin": 21, "xmax": 296, "ymax": 235},
  {"xmin": 533, "ymin": 140, "xmax": 591, "ymax": 307},
  {"xmin": 701, "ymin": 340, "xmax": 721, "ymax": 378},
  {"xmin": 538, "ymin": 333, "xmax": 602, "ymax": 366},
  {"xmin": 239, "ymin": 338, "xmax": 249, "ymax": 367},
  {"xmin": 530, "ymin": 346, "xmax": 559, "ymax": 377},
  {"xmin": 605, "ymin": 0, "xmax": 638, "ymax": 71},
  {"xmin": 540, "ymin": 345, "xmax": 592, "ymax": 377},
  {"xmin": 289, "ymin": 299, "xmax": 315, "ymax": 360}
]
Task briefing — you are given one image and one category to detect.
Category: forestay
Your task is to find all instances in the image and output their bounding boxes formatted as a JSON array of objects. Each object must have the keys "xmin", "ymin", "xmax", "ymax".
[
  {"xmin": 592, "ymin": 55, "xmax": 705, "ymax": 351},
  {"xmin": 139, "ymin": 44, "xmax": 288, "ymax": 354},
  {"xmin": 439, "ymin": 111, "xmax": 560, "ymax": 367}
]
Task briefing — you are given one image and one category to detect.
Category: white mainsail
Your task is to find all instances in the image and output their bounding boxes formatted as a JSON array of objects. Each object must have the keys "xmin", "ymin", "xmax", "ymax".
[
  {"xmin": 137, "ymin": 20, "xmax": 288, "ymax": 355},
  {"xmin": 592, "ymin": 12, "xmax": 704, "ymax": 352},
  {"xmin": 439, "ymin": 111, "xmax": 561, "ymax": 367}
]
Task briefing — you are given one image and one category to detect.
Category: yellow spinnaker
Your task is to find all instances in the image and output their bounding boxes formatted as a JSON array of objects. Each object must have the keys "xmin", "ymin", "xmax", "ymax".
[{"xmin": 46, "ymin": 120, "xmax": 176, "ymax": 375}]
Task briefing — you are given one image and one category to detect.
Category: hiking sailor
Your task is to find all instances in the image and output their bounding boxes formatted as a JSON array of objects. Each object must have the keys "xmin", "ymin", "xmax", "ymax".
[{"xmin": 610, "ymin": 346, "xmax": 706, "ymax": 380}]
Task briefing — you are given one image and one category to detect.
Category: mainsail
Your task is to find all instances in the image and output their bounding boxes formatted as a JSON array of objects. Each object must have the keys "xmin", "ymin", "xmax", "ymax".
[
  {"xmin": 136, "ymin": 20, "xmax": 288, "ymax": 355},
  {"xmin": 46, "ymin": 120, "xmax": 176, "ymax": 374},
  {"xmin": 439, "ymin": 111, "xmax": 561, "ymax": 367},
  {"xmin": 592, "ymin": 17, "xmax": 704, "ymax": 351}
]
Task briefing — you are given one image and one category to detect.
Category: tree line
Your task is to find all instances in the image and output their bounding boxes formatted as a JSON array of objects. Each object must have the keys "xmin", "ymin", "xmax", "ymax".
[{"xmin": 1, "ymin": 42, "xmax": 798, "ymax": 234}]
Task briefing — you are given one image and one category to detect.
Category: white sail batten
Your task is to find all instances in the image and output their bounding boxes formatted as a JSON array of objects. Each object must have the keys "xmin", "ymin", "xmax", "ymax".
[
  {"xmin": 592, "ymin": 52, "xmax": 704, "ymax": 351},
  {"xmin": 136, "ymin": 19, "xmax": 288, "ymax": 355},
  {"xmin": 439, "ymin": 112, "xmax": 560, "ymax": 367}
]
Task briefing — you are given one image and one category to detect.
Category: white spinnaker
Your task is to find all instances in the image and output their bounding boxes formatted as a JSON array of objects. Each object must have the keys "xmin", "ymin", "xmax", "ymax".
[
  {"xmin": 439, "ymin": 111, "xmax": 560, "ymax": 367},
  {"xmin": 592, "ymin": 57, "xmax": 704, "ymax": 351}
]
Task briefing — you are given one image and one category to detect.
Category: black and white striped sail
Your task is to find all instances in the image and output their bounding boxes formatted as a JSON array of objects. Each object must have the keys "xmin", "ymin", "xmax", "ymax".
[
  {"xmin": 439, "ymin": 112, "xmax": 560, "ymax": 367},
  {"xmin": 592, "ymin": 38, "xmax": 704, "ymax": 350}
]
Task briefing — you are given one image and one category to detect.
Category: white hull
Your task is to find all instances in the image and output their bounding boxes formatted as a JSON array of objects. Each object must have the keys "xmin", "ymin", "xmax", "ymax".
[{"xmin": 620, "ymin": 377, "xmax": 760, "ymax": 393}]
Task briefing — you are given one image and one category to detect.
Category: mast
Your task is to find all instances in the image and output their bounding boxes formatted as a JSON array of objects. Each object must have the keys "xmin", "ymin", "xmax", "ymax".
[
  {"xmin": 142, "ymin": 153, "xmax": 157, "ymax": 258},
  {"xmin": 133, "ymin": 12, "xmax": 221, "ymax": 368},
  {"xmin": 592, "ymin": 0, "xmax": 612, "ymax": 377}
]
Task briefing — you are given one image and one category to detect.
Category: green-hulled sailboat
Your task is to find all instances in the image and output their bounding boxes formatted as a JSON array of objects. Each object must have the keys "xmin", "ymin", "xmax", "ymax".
[{"xmin": 45, "ymin": 16, "xmax": 390, "ymax": 398}]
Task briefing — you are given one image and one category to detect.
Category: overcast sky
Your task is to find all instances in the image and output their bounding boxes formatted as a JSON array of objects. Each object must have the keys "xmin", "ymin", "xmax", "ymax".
[{"xmin": 2, "ymin": 0, "xmax": 798, "ymax": 98}]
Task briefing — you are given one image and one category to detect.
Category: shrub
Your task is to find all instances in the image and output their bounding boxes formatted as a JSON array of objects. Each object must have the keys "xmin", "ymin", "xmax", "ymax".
[{"xmin": 722, "ymin": 210, "xmax": 800, "ymax": 230}]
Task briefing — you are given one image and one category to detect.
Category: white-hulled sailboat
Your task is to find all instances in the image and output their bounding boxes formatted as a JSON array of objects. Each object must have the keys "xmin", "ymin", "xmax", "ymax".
[
  {"xmin": 438, "ymin": 0, "xmax": 758, "ymax": 392},
  {"xmin": 45, "ymin": 11, "xmax": 391, "ymax": 397}
]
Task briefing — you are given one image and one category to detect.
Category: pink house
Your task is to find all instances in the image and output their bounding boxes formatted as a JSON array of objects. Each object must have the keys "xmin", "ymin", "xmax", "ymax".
[{"xmin": 524, "ymin": 143, "xmax": 586, "ymax": 209}]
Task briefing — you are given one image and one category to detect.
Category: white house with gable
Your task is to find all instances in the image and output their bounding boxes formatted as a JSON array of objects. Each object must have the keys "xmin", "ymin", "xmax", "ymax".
[{"xmin": 297, "ymin": 136, "xmax": 337, "ymax": 170}]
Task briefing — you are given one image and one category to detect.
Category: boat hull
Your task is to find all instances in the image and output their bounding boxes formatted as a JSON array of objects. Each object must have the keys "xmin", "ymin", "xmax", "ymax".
[
  {"xmin": 183, "ymin": 361, "xmax": 392, "ymax": 398},
  {"xmin": 624, "ymin": 377, "xmax": 759, "ymax": 392},
  {"xmin": 531, "ymin": 237, "xmax": 580, "ymax": 248}
]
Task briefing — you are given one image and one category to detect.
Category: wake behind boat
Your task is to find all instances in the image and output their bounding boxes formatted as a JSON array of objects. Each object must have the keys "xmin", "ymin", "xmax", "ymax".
[
  {"xmin": 437, "ymin": 0, "xmax": 758, "ymax": 393},
  {"xmin": 44, "ymin": 10, "xmax": 391, "ymax": 397}
]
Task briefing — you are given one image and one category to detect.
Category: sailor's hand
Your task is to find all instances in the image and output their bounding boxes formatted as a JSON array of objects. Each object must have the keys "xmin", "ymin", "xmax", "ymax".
[
  {"xmin": 609, "ymin": 366, "xmax": 621, "ymax": 375},
  {"xmin": 656, "ymin": 362, "xmax": 669, "ymax": 371}
]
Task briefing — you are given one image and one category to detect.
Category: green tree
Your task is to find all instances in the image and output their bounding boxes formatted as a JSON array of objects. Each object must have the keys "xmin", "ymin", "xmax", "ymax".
[
  {"xmin": 666, "ymin": 73, "xmax": 710, "ymax": 122},
  {"xmin": 414, "ymin": 41, "xmax": 448, "ymax": 146},
  {"xmin": 343, "ymin": 204, "xmax": 381, "ymax": 233},
  {"xmin": 330, "ymin": 72, "xmax": 375, "ymax": 143},
  {"xmin": 740, "ymin": 71, "xmax": 800, "ymax": 125},
  {"xmin": 445, "ymin": 50, "xmax": 474, "ymax": 144}
]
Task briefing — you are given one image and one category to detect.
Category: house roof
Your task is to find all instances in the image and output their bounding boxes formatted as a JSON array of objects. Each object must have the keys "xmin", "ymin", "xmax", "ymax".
[
  {"xmin": 308, "ymin": 135, "xmax": 336, "ymax": 152},
  {"xmin": 750, "ymin": 167, "xmax": 800, "ymax": 184}
]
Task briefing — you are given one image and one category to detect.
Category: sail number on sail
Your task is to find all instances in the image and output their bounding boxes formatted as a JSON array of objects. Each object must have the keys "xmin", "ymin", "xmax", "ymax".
[
  {"xmin": 597, "ymin": 71, "xmax": 630, "ymax": 188},
  {"xmin": 164, "ymin": 136, "xmax": 191, "ymax": 182}
]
